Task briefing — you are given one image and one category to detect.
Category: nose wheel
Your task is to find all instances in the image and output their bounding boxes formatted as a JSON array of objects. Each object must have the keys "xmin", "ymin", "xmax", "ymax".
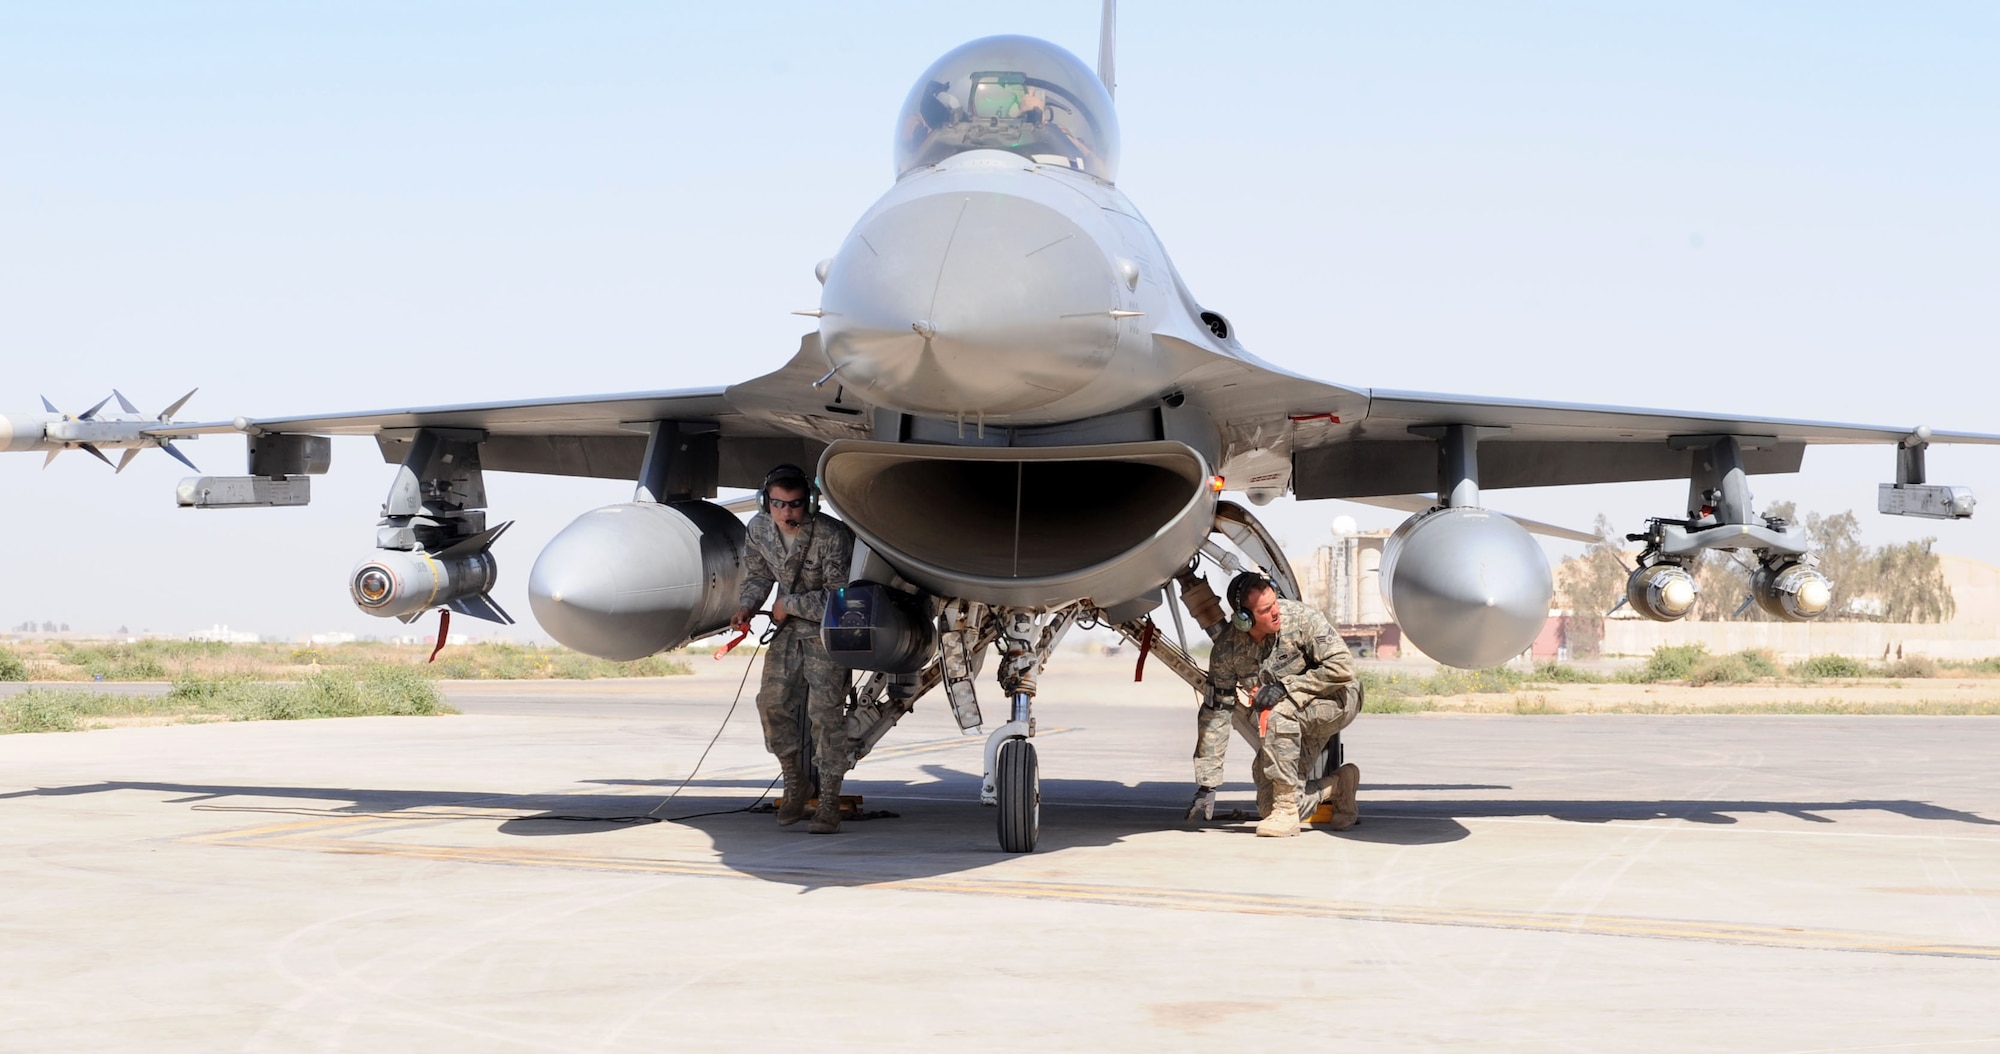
[{"xmin": 996, "ymin": 737, "xmax": 1040, "ymax": 853}]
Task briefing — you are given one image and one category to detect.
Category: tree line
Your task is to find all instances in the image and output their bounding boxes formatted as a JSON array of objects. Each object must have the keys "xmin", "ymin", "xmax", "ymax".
[{"xmin": 1559, "ymin": 502, "xmax": 1955, "ymax": 655}]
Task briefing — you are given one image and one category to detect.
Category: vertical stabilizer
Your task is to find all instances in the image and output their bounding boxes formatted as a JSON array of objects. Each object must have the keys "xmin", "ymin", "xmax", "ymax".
[{"xmin": 1097, "ymin": 0, "xmax": 1116, "ymax": 99}]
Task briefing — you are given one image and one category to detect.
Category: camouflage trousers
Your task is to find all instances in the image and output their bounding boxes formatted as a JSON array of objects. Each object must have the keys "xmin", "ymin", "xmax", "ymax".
[
  {"xmin": 1257, "ymin": 684, "xmax": 1363, "ymax": 792},
  {"xmin": 1192, "ymin": 702, "xmax": 1267, "ymax": 791},
  {"xmin": 756, "ymin": 619, "xmax": 854, "ymax": 779}
]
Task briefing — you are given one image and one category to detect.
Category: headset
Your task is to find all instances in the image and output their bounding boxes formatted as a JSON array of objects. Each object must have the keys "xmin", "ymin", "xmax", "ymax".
[
  {"xmin": 757, "ymin": 463, "xmax": 820, "ymax": 516},
  {"xmin": 1226, "ymin": 570, "xmax": 1273, "ymax": 631}
]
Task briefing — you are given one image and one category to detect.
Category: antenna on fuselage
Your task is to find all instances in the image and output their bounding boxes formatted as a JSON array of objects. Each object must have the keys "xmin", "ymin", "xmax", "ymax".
[{"xmin": 1097, "ymin": 0, "xmax": 1116, "ymax": 99}]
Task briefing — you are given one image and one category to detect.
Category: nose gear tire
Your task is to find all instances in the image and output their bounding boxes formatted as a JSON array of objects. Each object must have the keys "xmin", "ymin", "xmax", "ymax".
[{"xmin": 996, "ymin": 738, "xmax": 1040, "ymax": 853}]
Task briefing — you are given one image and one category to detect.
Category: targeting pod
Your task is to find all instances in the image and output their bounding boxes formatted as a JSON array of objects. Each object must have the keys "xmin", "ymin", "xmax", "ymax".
[
  {"xmin": 1626, "ymin": 563, "xmax": 1699, "ymax": 622},
  {"xmin": 822, "ymin": 582, "xmax": 936, "ymax": 674},
  {"xmin": 1752, "ymin": 560, "xmax": 1833, "ymax": 622},
  {"xmin": 351, "ymin": 547, "xmax": 500, "ymax": 622}
]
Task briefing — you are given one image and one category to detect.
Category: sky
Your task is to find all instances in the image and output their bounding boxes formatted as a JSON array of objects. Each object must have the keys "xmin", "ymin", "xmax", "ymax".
[{"xmin": 2, "ymin": 2, "xmax": 1995, "ymax": 642}]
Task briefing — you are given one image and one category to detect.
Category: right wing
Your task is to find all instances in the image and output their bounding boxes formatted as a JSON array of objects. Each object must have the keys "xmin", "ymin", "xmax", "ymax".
[{"xmin": 188, "ymin": 336, "xmax": 871, "ymax": 488}]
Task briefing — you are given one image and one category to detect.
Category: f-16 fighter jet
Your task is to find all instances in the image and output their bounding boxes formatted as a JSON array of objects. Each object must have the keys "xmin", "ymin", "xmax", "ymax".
[{"xmin": 55, "ymin": 12, "xmax": 1997, "ymax": 852}]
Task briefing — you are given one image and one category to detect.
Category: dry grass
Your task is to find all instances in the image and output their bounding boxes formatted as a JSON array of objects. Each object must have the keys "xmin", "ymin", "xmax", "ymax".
[
  {"xmin": 1366, "ymin": 680, "xmax": 2000, "ymax": 715},
  {"xmin": 1, "ymin": 667, "xmax": 456, "ymax": 735},
  {"xmin": 0, "ymin": 638, "xmax": 691, "ymax": 683}
]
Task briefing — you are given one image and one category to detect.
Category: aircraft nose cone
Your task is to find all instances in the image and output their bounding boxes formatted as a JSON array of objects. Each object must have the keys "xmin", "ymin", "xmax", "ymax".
[{"xmin": 820, "ymin": 187, "xmax": 1121, "ymax": 417}]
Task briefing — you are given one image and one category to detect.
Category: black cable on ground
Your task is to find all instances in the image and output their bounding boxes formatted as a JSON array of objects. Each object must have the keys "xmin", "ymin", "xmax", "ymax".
[{"xmin": 530, "ymin": 626, "xmax": 778, "ymax": 826}]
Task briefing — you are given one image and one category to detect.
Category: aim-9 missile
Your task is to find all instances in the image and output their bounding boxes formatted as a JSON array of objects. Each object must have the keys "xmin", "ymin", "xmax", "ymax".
[{"xmin": 0, "ymin": 390, "xmax": 208, "ymax": 472}]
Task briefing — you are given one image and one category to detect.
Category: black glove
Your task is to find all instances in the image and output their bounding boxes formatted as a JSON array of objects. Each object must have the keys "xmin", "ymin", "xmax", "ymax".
[{"xmin": 1253, "ymin": 683, "xmax": 1287, "ymax": 712}]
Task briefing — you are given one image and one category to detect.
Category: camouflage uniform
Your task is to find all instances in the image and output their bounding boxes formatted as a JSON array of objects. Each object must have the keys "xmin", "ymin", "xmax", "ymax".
[
  {"xmin": 738, "ymin": 510, "xmax": 856, "ymax": 779},
  {"xmin": 1191, "ymin": 683, "xmax": 1264, "ymax": 791},
  {"xmin": 1204, "ymin": 598, "xmax": 1359, "ymax": 794}
]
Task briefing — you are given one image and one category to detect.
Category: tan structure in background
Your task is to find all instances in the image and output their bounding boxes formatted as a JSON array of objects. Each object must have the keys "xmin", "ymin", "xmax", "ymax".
[
  {"xmin": 1601, "ymin": 555, "xmax": 2000, "ymax": 660},
  {"xmin": 1299, "ymin": 522, "xmax": 2000, "ymax": 664},
  {"xmin": 1295, "ymin": 521, "xmax": 1404, "ymax": 658}
]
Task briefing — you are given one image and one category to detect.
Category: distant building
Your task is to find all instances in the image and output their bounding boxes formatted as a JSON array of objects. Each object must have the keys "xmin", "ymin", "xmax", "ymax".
[
  {"xmin": 1294, "ymin": 523, "xmax": 1404, "ymax": 658},
  {"xmin": 305, "ymin": 632, "xmax": 357, "ymax": 645},
  {"xmin": 189, "ymin": 624, "xmax": 260, "ymax": 643}
]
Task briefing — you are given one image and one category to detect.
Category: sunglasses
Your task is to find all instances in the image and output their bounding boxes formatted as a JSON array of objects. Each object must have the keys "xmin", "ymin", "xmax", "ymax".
[{"xmin": 768, "ymin": 497, "xmax": 809, "ymax": 510}]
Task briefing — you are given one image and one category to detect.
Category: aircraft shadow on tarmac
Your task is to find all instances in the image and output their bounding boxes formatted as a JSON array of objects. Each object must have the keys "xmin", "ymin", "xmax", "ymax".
[{"xmin": 7, "ymin": 774, "xmax": 1998, "ymax": 889}]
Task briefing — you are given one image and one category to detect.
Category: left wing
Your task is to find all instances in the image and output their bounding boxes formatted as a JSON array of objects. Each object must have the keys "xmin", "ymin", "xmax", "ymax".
[{"xmin": 1180, "ymin": 350, "xmax": 1999, "ymax": 499}]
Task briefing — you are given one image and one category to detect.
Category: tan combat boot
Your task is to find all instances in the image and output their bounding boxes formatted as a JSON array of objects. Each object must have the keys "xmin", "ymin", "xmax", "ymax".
[
  {"xmin": 1325, "ymin": 763, "xmax": 1360, "ymax": 831},
  {"xmin": 1255, "ymin": 788, "xmax": 1301, "ymax": 838},
  {"xmin": 1256, "ymin": 778, "xmax": 1274, "ymax": 820},
  {"xmin": 808, "ymin": 770, "xmax": 844, "ymax": 834},
  {"xmin": 775, "ymin": 752, "xmax": 809, "ymax": 826}
]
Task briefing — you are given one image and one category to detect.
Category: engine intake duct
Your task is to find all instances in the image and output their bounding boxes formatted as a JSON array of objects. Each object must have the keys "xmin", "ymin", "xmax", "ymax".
[{"xmin": 818, "ymin": 439, "xmax": 1216, "ymax": 609}]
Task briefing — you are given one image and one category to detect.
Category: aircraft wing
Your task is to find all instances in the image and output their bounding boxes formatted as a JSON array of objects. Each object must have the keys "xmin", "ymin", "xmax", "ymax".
[
  {"xmin": 1338, "ymin": 492, "xmax": 1602, "ymax": 544},
  {"xmin": 1193, "ymin": 363, "xmax": 2000, "ymax": 500},
  {"xmin": 193, "ymin": 336, "xmax": 872, "ymax": 488}
]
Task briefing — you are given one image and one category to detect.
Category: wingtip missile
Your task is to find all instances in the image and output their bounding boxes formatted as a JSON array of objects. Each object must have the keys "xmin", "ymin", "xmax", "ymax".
[
  {"xmin": 8, "ymin": 388, "xmax": 206, "ymax": 471},
  {"xmin": 159, "ymin": 440, "xmax": 199, "ymax": 472},
  {"xmin": 159, "ymin": 388, "xmax": 197, "ymax": 421}
]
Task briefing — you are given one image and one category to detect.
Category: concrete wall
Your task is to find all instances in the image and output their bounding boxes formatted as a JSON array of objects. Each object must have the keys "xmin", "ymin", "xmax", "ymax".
[
  {"xmin": 1602, "ymin": 553, "xmax": 2000, "ymax": 660},
  {"xmin": 1601, "ymin": 619, "xmax": 2000, "ymax": 660}
]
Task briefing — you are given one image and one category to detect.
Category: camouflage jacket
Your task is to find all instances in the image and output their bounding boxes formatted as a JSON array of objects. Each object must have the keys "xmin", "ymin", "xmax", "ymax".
[
  {"xmin": 737, "ymin": 511, "xmax": 854, "ymax": 626},
  {"xmin": 1206, "ymin": 598, "xmax": 1355, "ymax": 708}
]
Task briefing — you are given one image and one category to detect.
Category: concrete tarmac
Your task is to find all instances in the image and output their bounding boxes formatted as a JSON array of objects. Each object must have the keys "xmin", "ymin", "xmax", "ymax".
[{"xmin": 3, "ymin": 653, "xmax": 1998, "ymax": 1051}]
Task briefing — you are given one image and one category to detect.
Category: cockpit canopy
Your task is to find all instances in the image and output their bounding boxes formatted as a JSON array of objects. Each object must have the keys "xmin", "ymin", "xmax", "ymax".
[{"xmin": 894, "ymin": 35, "xmax": 1120, "ymax": 183}]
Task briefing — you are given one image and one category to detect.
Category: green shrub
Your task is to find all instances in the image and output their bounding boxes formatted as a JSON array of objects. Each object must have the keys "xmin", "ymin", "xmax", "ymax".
[
  {"xmin": 1356, "ymin": 668, "xmax": 1413, "ymax": 700},
  {"xmin": 1738, "ymin": 650, "xmax": 1783, "ymax": 677},
  {"xmin": 0, "ymin": 647, "xmax": 27, "ymax": 682},
  {"xmin": 1790, "ymin": 654, "xmax": 1868, "ymax": 680},
  {"xmin": 168, "ymin": 666, "xmax": 452, "ymax": 721},
  {"xmin": 95, "ymin": 656, "xmax": 169, "ymax": 680},
  {"xmin": 1421, "ymin": 666, "xmax": 1526, "ymax": 695},
  {"xmin": 1688, "ymin": 651, "xmax": 1777, "ymax": 686},
  {"xmin": 1878, "ymin": 655, "xmax": 1938, "ymax": 679},
  {"xmin": 1529, "ymin": 661, "xmax": 1604, "ymax": 684},
  {"xmin": 1636, "ymin": 644, "xmax": 1710, "ymax": 683},
  {"xmin": 0, "ymin": 690, "xmax": 84, "ymax": 733}
]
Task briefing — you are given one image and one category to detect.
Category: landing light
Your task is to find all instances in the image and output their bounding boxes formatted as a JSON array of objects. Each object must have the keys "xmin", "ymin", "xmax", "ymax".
[{"xmin": 1209, "ymin": 475, "xmax": 1225, "ymax": 493}]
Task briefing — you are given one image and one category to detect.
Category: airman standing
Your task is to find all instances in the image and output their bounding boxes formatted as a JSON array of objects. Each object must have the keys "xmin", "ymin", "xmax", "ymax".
[{"xmin": 731, "ymin": 464, "xmax": 857, "ymax": 834}]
